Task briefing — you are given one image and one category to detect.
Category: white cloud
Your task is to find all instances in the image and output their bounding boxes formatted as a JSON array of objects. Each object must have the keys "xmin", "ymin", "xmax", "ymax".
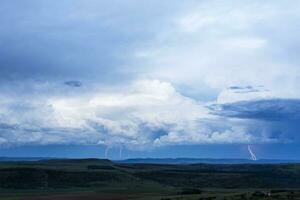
[
  {"xmin": 131, "ymin": 0, "xmax": 300, "ymax": 103},
  {"xmin": 154, "ymin": 125, "xmax": 254, "ymax": 146},
  {"xmin": 0, "ymin": 79, "xmax": 271, "ymax": 149},
  {"xmin": 221, "ymin": 38, "xmax": 266, "ymax": 50},
  {"xmin": 178, "ymin": 14, "xmax": 217, "ymax": 33},
  {"xmin": 217, "ymin": 86, "xmax": 271, "ymax": 104}
]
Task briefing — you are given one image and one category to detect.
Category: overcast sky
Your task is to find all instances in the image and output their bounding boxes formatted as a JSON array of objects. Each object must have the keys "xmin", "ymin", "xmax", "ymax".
[{"xmin": 1, "ymin": 0, "xmax": 300, "ymax": 159}]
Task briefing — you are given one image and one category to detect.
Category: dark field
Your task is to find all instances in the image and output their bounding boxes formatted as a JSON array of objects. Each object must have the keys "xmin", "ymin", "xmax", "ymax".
[{"xmin": 0, "ymin": 159, "xmax": 300, "ymax": 200}]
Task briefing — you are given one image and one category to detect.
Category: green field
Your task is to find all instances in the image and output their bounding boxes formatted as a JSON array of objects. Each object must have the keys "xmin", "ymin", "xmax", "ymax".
[{"xmin": 0, "ymin": 159, "xmax": 300, "ymax": 199}]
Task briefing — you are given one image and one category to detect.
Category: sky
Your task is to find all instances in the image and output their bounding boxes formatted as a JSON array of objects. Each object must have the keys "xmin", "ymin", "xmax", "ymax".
[{"xmin": 0, "ymin": 0, "xmax": 300, "ymax": 159}]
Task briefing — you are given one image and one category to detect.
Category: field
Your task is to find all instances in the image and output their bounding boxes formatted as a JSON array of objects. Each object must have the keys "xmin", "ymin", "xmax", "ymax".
[{"xmin": 0, "ymin": 159, "xmax": 300, "ymax": 199}]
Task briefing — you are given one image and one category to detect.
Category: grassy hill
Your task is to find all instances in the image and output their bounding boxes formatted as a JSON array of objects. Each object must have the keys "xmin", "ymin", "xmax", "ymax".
[{"xmin": 0, "ymin": 159, "xmax": 300, "ymax": 199}]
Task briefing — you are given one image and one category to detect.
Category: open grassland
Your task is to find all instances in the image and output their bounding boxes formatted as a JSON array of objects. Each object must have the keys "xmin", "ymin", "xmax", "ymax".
[{"xmin": 0, "ymin": 159, "xmax": 300, "ymax": 199}]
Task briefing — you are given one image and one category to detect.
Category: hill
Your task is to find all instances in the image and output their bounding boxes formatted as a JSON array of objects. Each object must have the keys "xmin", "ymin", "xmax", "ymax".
[
  {"xmin": 117, "ymin": 158, "xmax": 300, "ymax": 164},
  {"xmin": 0, "ymin": 159, "xmax": 300, "ymax": 199}
]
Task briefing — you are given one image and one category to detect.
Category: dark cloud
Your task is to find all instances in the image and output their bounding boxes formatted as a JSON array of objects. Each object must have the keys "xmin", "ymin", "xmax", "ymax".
[
  {"xmin": 0, "ymin": 123, "xmax": 19, "ymax": 131},
  {"xmin": 0, "ymin": 1, "xmax": 124, "ymax": 82},
  {"xmin": 209, "ymin": 99, "xmax": 300, "ymax": 143},
  {"xmin": 209, "ymin": 99, "xmax": 300, "ymax": 121},
  {"xmin": 228, "ymin": 86, "xmax": 253, "ymax": 90},
  {"xmin": 64, "ymin": 81, "xmax": 82, "ymax": 87},
  {"xmin": 228, "ymin": 85, "xmax": 262, "ymax": 93},
  {"xmin": 0, "ymin": 0, "xmax": 185, "ymax": 83}
]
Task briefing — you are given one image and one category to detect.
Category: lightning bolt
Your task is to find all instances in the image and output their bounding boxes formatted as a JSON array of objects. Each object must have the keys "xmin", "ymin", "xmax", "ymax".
[
  {"xmin": 119, "ymin": 146, "xmax": 123, "ymax": 159},
  {"xmin": 104, "ymin": 146, "xmax": 110, "ymax": 159},
  {"xmin": 248, "ymin": 145, "xmax": 257, "ymax": 161}
]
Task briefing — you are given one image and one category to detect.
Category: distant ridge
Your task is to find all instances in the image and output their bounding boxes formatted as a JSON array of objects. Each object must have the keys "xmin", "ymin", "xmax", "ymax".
[
  {"xmin": 117, "ymin": 158, "xmax": 300, "ymax": 164},
  {"xmin": 1, "ymin": 157, "xmax": 299, "ymax": 164},
  {"xmin": 0, "ymin": 157, "xmax": 56, "ymax": 161}
]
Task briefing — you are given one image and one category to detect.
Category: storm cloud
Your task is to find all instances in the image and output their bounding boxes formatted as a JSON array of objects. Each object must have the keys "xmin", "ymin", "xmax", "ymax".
[
  {"xmin": 209, "ymin": 99, "xmax": 300, "ymax": 121},
  {"xmin": 0, "ymin": 0, "xmax": 300, "ymax": 153}
]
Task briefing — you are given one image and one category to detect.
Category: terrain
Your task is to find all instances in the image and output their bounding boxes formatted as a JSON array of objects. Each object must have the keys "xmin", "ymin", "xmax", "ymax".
[
  {"xmin": 117, "ymin": 158, "xmax": 300, "ymax": 164},
  {"xmin": 0, "ymin": 159, "xmax": 300, "ymax": 199}
]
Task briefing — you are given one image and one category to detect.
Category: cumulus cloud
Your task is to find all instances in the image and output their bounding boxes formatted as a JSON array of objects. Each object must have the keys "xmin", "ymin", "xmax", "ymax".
[
  {"xmin": 0, "ymin": 79, "xmax": 299, "ymax": 149},
  {"xmin": 0, "ymin": 79, "xmax": 262, "ymax": 149}
]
